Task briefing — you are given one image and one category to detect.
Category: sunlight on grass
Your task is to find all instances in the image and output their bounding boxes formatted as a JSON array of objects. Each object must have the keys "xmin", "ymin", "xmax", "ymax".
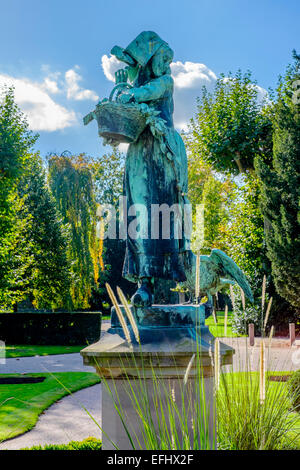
[{"xmin": 0, "ymin": 372, "xmax": 100, "ymax": 442}]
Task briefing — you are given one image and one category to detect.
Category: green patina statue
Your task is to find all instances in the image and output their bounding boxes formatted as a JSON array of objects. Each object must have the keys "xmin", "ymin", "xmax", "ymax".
[{"xmin": 84, "ymin": 31, "xmax": 253, "ymax": 313}]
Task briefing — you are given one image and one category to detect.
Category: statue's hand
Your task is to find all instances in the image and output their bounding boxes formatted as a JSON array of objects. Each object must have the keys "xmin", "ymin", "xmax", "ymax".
[
  {"xmin": 118, "ymin": 92, "xmax": 135, "ymax": 104},
  {"xmin": 115, "ymin": 68, "xmax": 128, "ymax": 84}
]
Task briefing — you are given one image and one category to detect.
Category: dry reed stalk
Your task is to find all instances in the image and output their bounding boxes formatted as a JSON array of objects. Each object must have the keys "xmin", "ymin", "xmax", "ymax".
[
  {"xmin": 117, "ymin": 286, "xmax": 140, "ymax": 344},
  {"xmin": 105, "ymin": 283, "xmax": 131, "ymax": 345}
]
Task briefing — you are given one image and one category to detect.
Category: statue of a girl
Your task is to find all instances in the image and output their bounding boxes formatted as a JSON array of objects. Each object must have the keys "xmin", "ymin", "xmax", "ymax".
[{"xmin": 110, "ymin": 31, "xmax": 192, "ymax": 307}]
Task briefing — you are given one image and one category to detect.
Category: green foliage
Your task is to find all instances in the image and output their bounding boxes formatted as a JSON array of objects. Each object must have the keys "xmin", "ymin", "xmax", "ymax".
[
  {"xmin": 48, "ymin": 154, "xmax": 100, "ymax": 309},
  {"xmin": 0, "ymin": 312, "xmax": 101, "ymax": 345},
  {"xmin": 18, "ymin": 155, "xmax": 72, "ymax": 310},
  {"xmin": 0, "ymin": 87, "xmax": 37, "ymax": 308},
  {"xmin": 93, "ymin": 150, "xmax": 125, "ymax": 206},
  {"xmin": 200, "ymin": 175, "xmax": 236, "ymax": 253},
  {"xmin": 287, "ymin": 370, "xmax": 300, "ymax": 412},
  {"xmin": 22, "ymin": 437, "xmax": 102, "ymax": 450},
  {"xmin": 0, "ymin": 87, "xmax": 37, "ymax": 180},
  {"xmin": 256, "ymin": 53, "xmax": 300, "ymax": 309},
  {"xmin": 223, "ymin": 175, "xmax": 265, "ymax": 293},
  {"xmin": 186, "ymin": 70, "xmax": 273, "ymax": 174}
]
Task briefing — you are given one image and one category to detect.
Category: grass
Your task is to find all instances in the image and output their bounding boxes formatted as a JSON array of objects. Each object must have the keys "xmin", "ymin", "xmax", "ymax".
[
  {"xmin": 5, "ymin": 344, "xmax": 84, "ymax": 358},
  {"xmin": 206, "ymin": 310, "xmax": 246, "ymax": 337},
  {"xmin": 0, "ymin": 372, "xmax": 100, "ymax": 442},
  {"xmin": 217, "ymin": 371, "xmax": 300, "ymax": 450}
]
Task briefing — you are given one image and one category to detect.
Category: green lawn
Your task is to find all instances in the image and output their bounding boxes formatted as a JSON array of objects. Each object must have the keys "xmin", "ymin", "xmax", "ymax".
[
  {"xmin": 0, "ymin": 372, "xmax": 100, "ymax": 442},
  {"xmin": 206, "ymin": 310, "xmax": 245, "ymax": 337},
  {"xmin": 5, "ymin": 344, "xmax": 85, "ymax": 358}
]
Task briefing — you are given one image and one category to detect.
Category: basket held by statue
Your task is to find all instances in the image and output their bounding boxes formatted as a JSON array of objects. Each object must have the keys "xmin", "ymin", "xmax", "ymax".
[{"xmin": 88, "ymin": 83, "xmax": 147, "ymax": 144}]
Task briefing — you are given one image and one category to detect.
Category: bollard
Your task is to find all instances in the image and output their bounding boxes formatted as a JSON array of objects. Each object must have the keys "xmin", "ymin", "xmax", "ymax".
[
  {"xmin": 289, "ymin": 323, "xmax": 295, "ymax": 346},
  {"xmin": 249, "ymin": 323, "xmax": 255, "ymax": 346}
]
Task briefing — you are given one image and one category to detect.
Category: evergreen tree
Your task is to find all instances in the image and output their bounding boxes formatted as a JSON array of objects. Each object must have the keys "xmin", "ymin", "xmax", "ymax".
[
  {"xmin": 0, "ymin": 86, "xmax": 37, "ymax": 308},
  {"xmin": 256, "ymin": 53, "xmax": 300, "ymax": 312},
  {"xmin": 18, "ymin": 155, "xmax": 72, "ymax": 310}
]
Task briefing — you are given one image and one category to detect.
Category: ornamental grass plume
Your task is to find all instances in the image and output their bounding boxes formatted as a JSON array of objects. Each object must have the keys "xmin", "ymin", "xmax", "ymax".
[
  {"xmin": 117, "ymin": 286, "xmax": 140, "ymax": 344},
  {"xmin": 268, "ymin": 325, "xmax": 274, "ymax": 348},
  {"xmin": 105, "ymin": 282, "xmax": 131, "ymax": 345},
  {"xmin": 259, "ymin": 341, "xmax": 265, "ymax": 405},
  {"xmin": 261, "ymin": 274, "xmax": 267, "ymax": 314},
  {"xmin": 214, "ymin": 339, "xmax": 220, "ymax": 392},
  {"xmin": 240, "ymin": 287, "xmax": 245, "ymax": 311},
  {"xmin": 229, "ymin": 284, "xmax": 235, "ymax": 310},
  {"xmin": 183, "ymin": 354, "xmax": 195, "ymax": 386},
  {"xmin": 195, "ymin": 253, "xmax": 200, "ymax": 302},
  {"xmin": 263, "ymin": 297, "xmax": 273, "ymax": 330},
  {"xmin": 224, "ymin": 304, "xmax": 228, "ymax": 337}
]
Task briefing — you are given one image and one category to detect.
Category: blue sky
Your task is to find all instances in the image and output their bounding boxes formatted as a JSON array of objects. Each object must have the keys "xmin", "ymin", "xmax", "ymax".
[{"xmin": 0, "ymin": 0, "xmax": 299, "ymax": 158}]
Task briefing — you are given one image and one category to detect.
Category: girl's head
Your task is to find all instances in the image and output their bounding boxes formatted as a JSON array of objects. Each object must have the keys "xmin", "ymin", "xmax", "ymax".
[
  {"xmin": 151, "ymin": 44, "xmax": 173, "ymax": 77},
  {"xmin": 111, "ymin": 31, "xmax": 174, "ymax": 79}
]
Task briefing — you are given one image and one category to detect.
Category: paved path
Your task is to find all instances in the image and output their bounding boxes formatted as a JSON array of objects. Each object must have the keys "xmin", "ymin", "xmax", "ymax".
[
  {"xmin": 221, "ymin": 337, "xmax": 300, "ymax": 372},
  {"xmin": 0, "ymin": 384, "xmax": 101, "ymax": 450},
  {"xmin": 0, "ymin": 352, "xmax": 95, "ymax": 374}
]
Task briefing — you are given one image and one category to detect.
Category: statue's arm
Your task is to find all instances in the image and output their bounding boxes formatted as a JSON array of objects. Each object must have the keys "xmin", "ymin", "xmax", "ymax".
[{"xmin": 128, "ymin": 75, "xmax": 173, "ymax": 102}]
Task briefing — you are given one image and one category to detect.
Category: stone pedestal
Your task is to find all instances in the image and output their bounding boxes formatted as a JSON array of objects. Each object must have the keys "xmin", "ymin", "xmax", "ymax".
[{"xmin": 81, "ymin": 304, "xmax": 234, "ymax": 450}]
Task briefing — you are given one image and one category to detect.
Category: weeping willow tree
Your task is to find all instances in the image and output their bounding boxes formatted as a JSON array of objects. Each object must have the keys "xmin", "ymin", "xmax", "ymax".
[{"xmin": 48, "ymin": 153, "xmax": 102, "ymax": 309}]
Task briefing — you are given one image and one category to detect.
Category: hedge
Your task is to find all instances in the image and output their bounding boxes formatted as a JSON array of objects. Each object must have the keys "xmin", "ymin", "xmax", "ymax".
[{"xmin": 0, "ymin": 312, "xmax": 101, "ymax": 345}]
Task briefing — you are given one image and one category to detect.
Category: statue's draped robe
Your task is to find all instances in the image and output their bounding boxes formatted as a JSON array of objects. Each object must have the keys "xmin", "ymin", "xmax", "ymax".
[{"xmin": 123, "ymin": 73, "xmax": 191, "ymax": 283}]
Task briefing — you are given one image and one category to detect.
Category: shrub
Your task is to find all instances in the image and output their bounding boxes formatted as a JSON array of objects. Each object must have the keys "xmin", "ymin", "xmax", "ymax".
[
  {"xmin": 287, "ymin": 370, "xmax": 300, "ymax": 412},
  {"xmin": 0, "ymin": 312, "xmax": 101, "ymax": 345},
  {"xmin": 231, "ymin": 305, "xmax": 262, "ymax": 335},
  {"xmin": 22, "ymin": 437, "xmax": 102, "ymax": 450}
]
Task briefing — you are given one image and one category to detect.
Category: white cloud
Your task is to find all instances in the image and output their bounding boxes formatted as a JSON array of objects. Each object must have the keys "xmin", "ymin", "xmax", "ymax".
[
  {"xmin": 0, "ymin": 74, "xmax": 77, "ymax": 132},
  {"xmin": 65, "ymin": 66, "xmax": 99, "ymax": 101},
  {"xmin": 101, "ymin": 55, "xmax": 124, "ymax": 82},
  {"xmin": 42, "ymin": 77, "xmax": 60, "ymax": 94},
  {"xmin": 171, "ymin": 61, "xmax": 217, "ymax": 130}
]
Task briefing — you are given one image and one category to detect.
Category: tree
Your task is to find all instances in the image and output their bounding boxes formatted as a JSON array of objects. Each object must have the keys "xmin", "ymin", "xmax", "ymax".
[
  {"xmin": 186, "ymin": 70, "xmax": 273, "ymax": 175},
  {"xmin": 18, "ymin": 155, "xmax": 72, "ymax": 310},
  {"xmin": 0, "ymin": 87, "xmax": 37, "ymax": 308},
  {"xmin": 93, "ymin": 150, "xmax": 125, "ymax": 206},
  {"xmin": 256, "ymin": 52, "xmax": 300, "ymax": 312},
  {"xmin": 48, "ymin": 153, "xmax": 100, "ymax": 309}
]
